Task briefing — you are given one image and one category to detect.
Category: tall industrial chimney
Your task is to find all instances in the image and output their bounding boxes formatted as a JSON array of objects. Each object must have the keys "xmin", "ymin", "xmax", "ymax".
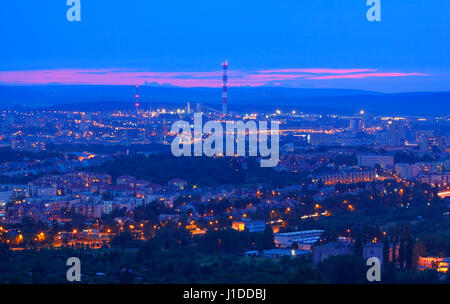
[
  {"xmin": 222, "ymin": 61, "xmax": 228, "ymax": 115},
  {"xmin": 135, "ymin": 85, "xmax": 140, "ymax": 113}
]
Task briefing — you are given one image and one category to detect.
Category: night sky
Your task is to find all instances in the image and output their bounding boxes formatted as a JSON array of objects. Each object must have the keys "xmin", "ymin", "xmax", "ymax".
[{"xmin": 1, "ymin": 1, "xmax": 449, "ymax": 92}]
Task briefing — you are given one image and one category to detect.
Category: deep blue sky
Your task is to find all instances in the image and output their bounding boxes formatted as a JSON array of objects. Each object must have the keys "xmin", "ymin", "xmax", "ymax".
[{"xmin": 1, "ymin": 1, "xmax": 449, "ymax": 92}]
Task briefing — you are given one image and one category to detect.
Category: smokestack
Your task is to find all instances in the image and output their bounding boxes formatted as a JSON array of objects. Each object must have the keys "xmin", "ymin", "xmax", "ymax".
[
  {"xmin": 222, "ymin": 61, "xmax": 228, "ymax": 115},
  {"xmin": 135, "ymin": 85, "xmax": 140, "ymax": 113}
]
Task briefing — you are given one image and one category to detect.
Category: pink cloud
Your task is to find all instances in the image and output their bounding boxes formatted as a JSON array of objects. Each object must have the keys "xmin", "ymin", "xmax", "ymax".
[
  {"xmin": 305, "ymin": 72, "xmax": 428, "ymax": 80},
  {"xmin": 257, "ymin": 68, "xmax": 376, "ymax": 74},
  {"xmin": 0, "ymin": 68, "xmax": 429, "ymax": 87},
  {"xmin": 0, "ymin": 69, "xmax": 224, "ymax": 87}
]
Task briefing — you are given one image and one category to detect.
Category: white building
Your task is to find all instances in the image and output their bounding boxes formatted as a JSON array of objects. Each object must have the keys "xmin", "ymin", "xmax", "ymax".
[
  {"xmin": 274, "ymin": 230, "xmax": 324, "ymax": 248},
  {"xmin": 357, "ymin": 155, "xmax": 394, "ymax": 168},
  {"xmin": 232, "ymin": 219, "xmax": 266, "ymax": 233},
  {"xmin": 262, "ymin": 248, "xmax": 309, "ymax": 258},
  {"xmin": 395, "ymin": 163, "xmax": 419, "ymax": 179},
  {"xmin": 102, "ymin": 201, "xmax": 113, "ymax": 214},
  {"xmin": 363, "ymin": 243, "xmax": 384, "ymax": 265},
  {"xmin": 0, "ymin": 190, "xmax": 13, "ymax": 206}
]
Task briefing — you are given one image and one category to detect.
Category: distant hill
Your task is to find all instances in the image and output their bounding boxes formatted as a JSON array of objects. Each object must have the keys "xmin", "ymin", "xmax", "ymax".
[{"xmin": 0, "ymin": 85, "xmax": 448, "ymax": 116}]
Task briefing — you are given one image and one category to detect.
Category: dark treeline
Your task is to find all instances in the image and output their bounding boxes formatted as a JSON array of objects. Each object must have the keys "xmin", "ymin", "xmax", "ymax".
[
  {"xmin": 0, "ymin": 147, "xmax": 63, "ymax": 162},
  {"xmin": 88, "ymin": 154, "xmax": 305, "ymax": 187},
  {"xmin": 1, "ymin": 224, "xmax": 448, "ymax": 284}
]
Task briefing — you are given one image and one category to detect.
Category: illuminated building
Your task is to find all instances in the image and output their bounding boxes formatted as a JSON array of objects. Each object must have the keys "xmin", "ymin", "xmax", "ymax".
[
  {"xmin": 274, "ymin": 230, "xmax": 324, "ymax": 248},
  {"xmin": 418, "ymin": 257, "xmax": 450, "ymax": 273},
  {"xmin": 232, "ymin": 218, "xmax": 266, "ymax": 233},
  {"xmin": 357, "ymin": 154, "xmax": 394, "ymax": 168},
  {"xmin": 349, "ymin": 117, "xmax": 364, "ymax": 132},
  {"xmin": 318, "ymin": 170, "xmax": 378, "ymax": 185}
]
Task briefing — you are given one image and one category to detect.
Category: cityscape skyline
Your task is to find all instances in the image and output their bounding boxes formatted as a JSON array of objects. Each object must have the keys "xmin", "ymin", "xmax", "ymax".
[{"xmin": 1, "ymin": 1, "xmax": 449, "ymax": 286}]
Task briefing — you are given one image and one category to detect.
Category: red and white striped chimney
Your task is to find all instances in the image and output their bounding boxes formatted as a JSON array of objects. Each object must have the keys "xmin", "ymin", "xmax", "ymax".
[{"xmin": 222, "ymin": 61, "xmax": 228, "ymax": 114}]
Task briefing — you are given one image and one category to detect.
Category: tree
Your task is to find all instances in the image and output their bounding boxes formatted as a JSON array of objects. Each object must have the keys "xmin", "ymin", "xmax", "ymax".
[
  {"xmin": 382, "ymin": 260, "xmax": 397, "ymax": 283},
  {"xmin": 412, "ymin": 242, "xmax": 426, "ymax": 271},
  {"xmin": 111, "ymin": 231, "xmax": 134, "ymax": 248},
  {"xmin": 382, "ymin": 237, "xmax": 390, "ymax": 264},
  {"xmin": 405, "ymin": 236, "xmax": 415, "ymax": 270},
  {"xmin": 399, "ymin": 238, "xmax": 405, "ymax": 270},
  {"xmin": 318, "ymin": 255, "xmax": 366, "ymax": 284},
  {"xmin": 261, "ymin": 225, "xmax": 274, "ymax": 250},
  {"xmin": 445, "ymin": 270, "xmax": 450, "ymax": 284},
  {"xmin": 353, "ymin": 234, "xmax": 363, "ymax": 256}
]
